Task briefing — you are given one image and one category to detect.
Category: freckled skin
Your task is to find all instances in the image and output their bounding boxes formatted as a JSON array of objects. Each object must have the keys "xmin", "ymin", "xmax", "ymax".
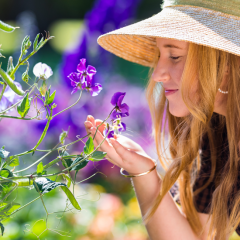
[{"xmin": 152, "ymin": 38, "xmax": 228, "ymax": 117}]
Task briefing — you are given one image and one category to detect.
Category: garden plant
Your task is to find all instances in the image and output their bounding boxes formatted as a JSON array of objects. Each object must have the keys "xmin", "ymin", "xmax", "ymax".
[{"xmin": 0, "ymin": 20, "xmax": 129, "ymax": 238}]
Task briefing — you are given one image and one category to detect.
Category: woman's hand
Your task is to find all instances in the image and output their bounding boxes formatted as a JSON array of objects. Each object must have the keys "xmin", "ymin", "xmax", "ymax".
[{"xmin": 84, "ymin": 115, "xmax": 156, "ymax": 175}]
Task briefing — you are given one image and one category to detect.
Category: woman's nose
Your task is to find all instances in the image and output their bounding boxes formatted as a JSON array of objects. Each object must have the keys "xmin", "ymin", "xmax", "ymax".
[{"xmin": 152, "ymin": 59, "xmax": 170, "ymax": 83}]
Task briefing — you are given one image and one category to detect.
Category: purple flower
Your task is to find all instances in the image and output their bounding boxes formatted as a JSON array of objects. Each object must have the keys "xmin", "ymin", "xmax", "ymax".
[
  {"xmin": 77, "ymin": 58, "xmax": 96, "ymax": 83},
  {"xmin": 0, "ymin": 82, "xmax": 23, "ymax": 112},
  {"xmin": 103, "ymin": 128, "xmax": 115, "ymax": 139},
  {"xmin": 110, "ymin": 92, "xmax": 129, "ymax": 119},
  {"xmin": 68, "ymin": 58, "xmax": 102, "ymax": 96},
  {"xmin": 103, "ymin": 121, "xmax": 126, "ymax": 139}
]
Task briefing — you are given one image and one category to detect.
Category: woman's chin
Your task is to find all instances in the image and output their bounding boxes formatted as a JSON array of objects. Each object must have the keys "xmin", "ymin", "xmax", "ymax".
[{"xmin": 169, "ymin": 105, "xmax": 190, "ymax": 117}]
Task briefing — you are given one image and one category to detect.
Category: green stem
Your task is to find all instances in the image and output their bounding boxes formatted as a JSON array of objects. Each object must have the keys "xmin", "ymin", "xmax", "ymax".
[
  {"xmin": 52, "ymin": 90, "xmax": 82, "ymax": 118},
  {"xmin": 8, "ymin": 196, "xmax": 41, "ymax": 217},
  {"xmin": 0, "ymin": 114, "xmax": 39, "ymax": 120},
  {"xmin": 0, "ymin": 83, "xmax": 37, "ymax": 115},
  {"xmin": 93, "ymin": 107, "xmax": 115, "ymax": 140},
  {"xmin": 33, "ymin": 178, "xmax": 48, "ymax": 214},
  {"xmin": 0, "ymin": 82, "xmax": 7, "ymax": 102}
]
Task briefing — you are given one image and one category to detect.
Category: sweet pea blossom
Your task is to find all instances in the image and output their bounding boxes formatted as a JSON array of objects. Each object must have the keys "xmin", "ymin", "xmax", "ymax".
[
  {"xmin": 110, "ymin": 92, "xmax": 129, "ymax": 119},
  {"xmin": 68, "ymin": 58, "xmax": 102, "ymax": 96},
  {"xmin": 104, "ymin": 121, "xmax": 126, "ymax": 139},
  {"xmin": 33, "ymin": 62, "xmax": 53, "ymax": 80},
  {"xmin": 0, "ymin": 82, "xmax": 23, "ymax": 112}
]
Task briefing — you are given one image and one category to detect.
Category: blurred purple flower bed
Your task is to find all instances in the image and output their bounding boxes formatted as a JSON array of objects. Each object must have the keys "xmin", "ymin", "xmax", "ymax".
[{"xmin": 0, "ymin": 0, "xmax": 154, "ymax": 181}]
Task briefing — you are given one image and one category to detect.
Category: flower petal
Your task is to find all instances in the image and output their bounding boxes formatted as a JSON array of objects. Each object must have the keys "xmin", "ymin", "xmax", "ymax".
[
  {"xmin": 118, "ymin": 122, "xmax": 126, "ymax": 132},
  {"xmin": 110, "ymin": 109, "xmax": 121, "ymax": 120},
  {"xmin": 119, "ymin": 112, "xmax": 129, "ymax": 118},
  {"xmin": 71, "ymin": 87, "xmax": 80, "ymax": 94},
  {"xmin": 33, "ymin": 62, "xmax": 43, "ymax": 78},
  {"xmin": 3, "ymin": 82, "xmax": 23, "ymax": 104},
  {"xmin": 90, "ymin": 83, "xmax": 102, "ymax": 97},
  {"xmin": 119, "ymin": 103, "xmax": 129, "ymax": 114},
  {"xmin": 68, "ymin": 72, "xmax": 80, "ymax": 83},
  {"xmin": 86, "ymin": 65, "xmax": 96, "ymax": 76},
  {"xmin": 42, "ymin": 63, "xmax": 53, "ymax": 79},
  {"xmin": 111, "ymin": 92, "xmax": 126, "ymax": 106},
  {"xmin": 0, "ymin": 96, "xmax": 8, "ymax": 111},
  {"xmin": 77, "ymin": 59, "xmax": 86, "ymax": 73}
]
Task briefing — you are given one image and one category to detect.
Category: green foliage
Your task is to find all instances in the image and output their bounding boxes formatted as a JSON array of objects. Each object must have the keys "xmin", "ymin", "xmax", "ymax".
[
  {"xmin": 0, "ymin": 67, "xmax": 25, "ymax": 96},
  {"xmin": 0, "ymin": 20, "xmax": 17, "ymax": 33},
  {"xmin": 71, "ymin": 157, "xmax": 89, "ymax": 171},
  {"xmin": 0, "ymin": 222, "xmax": 4, "ymax": 236},
  {"xmin": 34, "ymin": 178, "xmax": 81, "ymax": 210},
  {"xmin": 5, "ymin": 156, "xmax": 19, "ymax": 167},
  {"xmin": 37, "ymin": 162, "xmax": 44, "ymax": 175},
  {"xmin": 89, "ymin": 151, "xmax": 107, "ymax": 162},
  {"xmin": 6, "ymin": 56, "xmax": 14, "ymax": 78},
  {"xmin": 84, "ymin": 137, "xmax": 94, "ymax": 155},
  {"xmin": 59, "ymin": 130, "xmax": 68, "ymax": 145},
  {"xmin": 61, "ymin": 151, "xmax": 73, "ymax": 169},
  {"xmin": 20, "ymin": 35, "xmax": 32, "ymax": 57},
  {"xmin": 60, "ymin": 173, "xmax": 71, "ymax": 188},
  {"xmin": 17, "ymin": 93, "xmax": 32, "ymax": 118},
  {"xmin": 0, "ymin": 146, "xmax": 9, "ymax": 159},
  {"xmin": 45, "ymin": 89, "xmax": 56, "ymax": 105},
  {"xmin": 33, "ymin": 33, "xmax": 40, "ymax": 51}
]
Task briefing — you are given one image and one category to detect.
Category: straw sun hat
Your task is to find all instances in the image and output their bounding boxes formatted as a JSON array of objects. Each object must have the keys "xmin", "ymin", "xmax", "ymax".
[{"xmin": 97, "ymin": 0, "xmax": 240, "ymax": 67}]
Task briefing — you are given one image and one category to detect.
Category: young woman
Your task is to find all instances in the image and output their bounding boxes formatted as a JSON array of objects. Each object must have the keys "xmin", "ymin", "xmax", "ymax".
[{"xmin": 84, "ymin": 1, "xmax": 240, "ymax": 239}]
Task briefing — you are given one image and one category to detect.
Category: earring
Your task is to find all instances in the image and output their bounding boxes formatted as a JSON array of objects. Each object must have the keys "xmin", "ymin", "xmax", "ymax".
[{"xmin": 218, "ymin": 88, "xmax": 228, "ymax": 94}]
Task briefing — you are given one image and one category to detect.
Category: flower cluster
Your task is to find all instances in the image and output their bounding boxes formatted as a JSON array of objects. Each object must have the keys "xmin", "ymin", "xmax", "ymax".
[
  {"xmin": 104, "ymin": 92, "xmax": 129, "ymax": 138},
  {"xmin": 68, "ymin": 59, "xmax": 102, "ymax": 96}
]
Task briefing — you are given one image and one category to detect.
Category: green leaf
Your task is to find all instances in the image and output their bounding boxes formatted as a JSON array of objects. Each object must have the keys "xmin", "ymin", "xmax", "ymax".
[
  {"xmin": 37, "ymin": 162, "xmax": 44, "ymax": 175},
  {"xmin": 60, "ymin": 173, "xmax": 71, "ymax": 188},
  {"xmin": 61, "ymin": 151, "xmax": 73, "ymax": 169},
  {"xmin": 0, "ymin": 202, "xmax": 20, "ymax": 218},
  {"xmin": 33, "ymin": 33, "xmax": 40, "ymax": 51},
  {"xmin": 89, "ymin": 151, "xmax": 107, "ymax": 162},
  {"xmin": 34, "ymin": 178, "xmax": 81, "ymax": 210},
  {"xmin": 5, "ymin": 156, "xmax": 19, "ymax": 167},
  {"xmin": 71, "ymin": 157, "xmax": 89, "ymax": 171},
  {"xmin": 37, "ymin": 37, "xmax": 44, "ymax": 49},
  {"xmin": 59, "ymin": 130, "xmax": 68, "ymax": 145},
  {"xmin": 20, "ymin": 35, "xmax": 31, "ymax": 56},
  {"xmin": 7, "ymin": 56, "xmax": 14, "ymax": 78},
  {"xmin": 0, "ymin": 169, "xmax": 13, "ymax": 178},
  {"xmin": 84, "ymin": 137, "xmax": 94, "ymax": 155},
  {"xmin": 17, "ymin": 93, "xmax": 32, "ymax": 118},
  {"xmin": 46, "ymin": 90, "xmax": 56, "ymax": 105},
  {"xmin": 0, "ymin": 222, "xmax": 4, "ymax": 236},
  {"xmin": 0, "ymin": 147, "xmax": 9, "ymax": 159}
]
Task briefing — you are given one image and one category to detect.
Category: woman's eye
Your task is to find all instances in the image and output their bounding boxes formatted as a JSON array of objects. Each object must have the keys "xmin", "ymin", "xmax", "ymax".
[{"xmin": 170, "ymin": 56, "xmax": 180, "ymax": 60}]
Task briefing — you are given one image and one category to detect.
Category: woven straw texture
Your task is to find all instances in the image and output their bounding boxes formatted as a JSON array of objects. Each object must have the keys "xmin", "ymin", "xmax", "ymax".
[{"xmin": 97, "ymin": 3, "xmax": 240, "ymax": 67}]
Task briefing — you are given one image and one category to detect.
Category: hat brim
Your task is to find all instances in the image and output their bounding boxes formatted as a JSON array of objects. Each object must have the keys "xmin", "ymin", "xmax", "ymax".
[{"xmin": 97, "ymin": 6, "xmax": 240, "ymax": 67}]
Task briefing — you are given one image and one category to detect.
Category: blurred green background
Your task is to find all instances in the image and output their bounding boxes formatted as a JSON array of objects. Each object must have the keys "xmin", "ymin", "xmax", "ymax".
[{"xmin": 0, "ymin": 0, "xmax": 240, "ymax": 239}]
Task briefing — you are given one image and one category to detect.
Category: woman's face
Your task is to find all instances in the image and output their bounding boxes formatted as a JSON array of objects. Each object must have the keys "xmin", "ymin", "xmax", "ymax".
[
  {"xmin": 152, "ymin": 38, "xmax": 190, "ymax": 117},
  {"xmin": 152, "ymin": 38, "xmax": 228, "ymax": 117}
]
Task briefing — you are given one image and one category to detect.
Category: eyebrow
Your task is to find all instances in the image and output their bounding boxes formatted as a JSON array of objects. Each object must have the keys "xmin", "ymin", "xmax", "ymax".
[{"xmin": 163, "ymin": 44, "xmax": 182, "ymax": 49}]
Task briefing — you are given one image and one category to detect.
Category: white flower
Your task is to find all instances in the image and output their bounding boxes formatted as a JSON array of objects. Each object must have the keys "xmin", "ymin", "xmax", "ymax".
[{"xmin": 33, "ymin": 62, "xmax": 53, "ymax": 80}]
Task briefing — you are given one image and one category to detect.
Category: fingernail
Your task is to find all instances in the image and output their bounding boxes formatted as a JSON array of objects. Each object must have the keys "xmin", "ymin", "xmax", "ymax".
[{"xmin": 109, "ymin": 138, "xmax": 115, "ymax": 143}]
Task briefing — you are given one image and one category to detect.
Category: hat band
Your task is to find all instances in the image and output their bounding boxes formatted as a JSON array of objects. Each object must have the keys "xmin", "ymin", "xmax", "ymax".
[{"xmin": 162, "ymin": 0, "xmax": 240, "ymax": 17}]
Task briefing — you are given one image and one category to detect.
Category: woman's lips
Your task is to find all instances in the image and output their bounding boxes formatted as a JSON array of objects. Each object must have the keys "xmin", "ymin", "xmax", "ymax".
[{"xmin": 164, "ymin": 89, "xmax": 178, "ymax": 96}]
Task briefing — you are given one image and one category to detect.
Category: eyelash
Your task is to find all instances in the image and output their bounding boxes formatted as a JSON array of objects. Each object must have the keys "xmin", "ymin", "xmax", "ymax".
[
  {"xmin": 170, "ymin": 56, "xmax": 180, "ymax": 60},
  {"xmin": 157, "ymin": 55, "xmax": 181, "ymax": 60}
]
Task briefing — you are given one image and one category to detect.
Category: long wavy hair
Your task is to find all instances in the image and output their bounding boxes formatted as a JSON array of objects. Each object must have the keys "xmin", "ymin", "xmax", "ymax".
[{"xmin": 145, "ymin": 42, "xmax": 240, "ymax": 240}]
